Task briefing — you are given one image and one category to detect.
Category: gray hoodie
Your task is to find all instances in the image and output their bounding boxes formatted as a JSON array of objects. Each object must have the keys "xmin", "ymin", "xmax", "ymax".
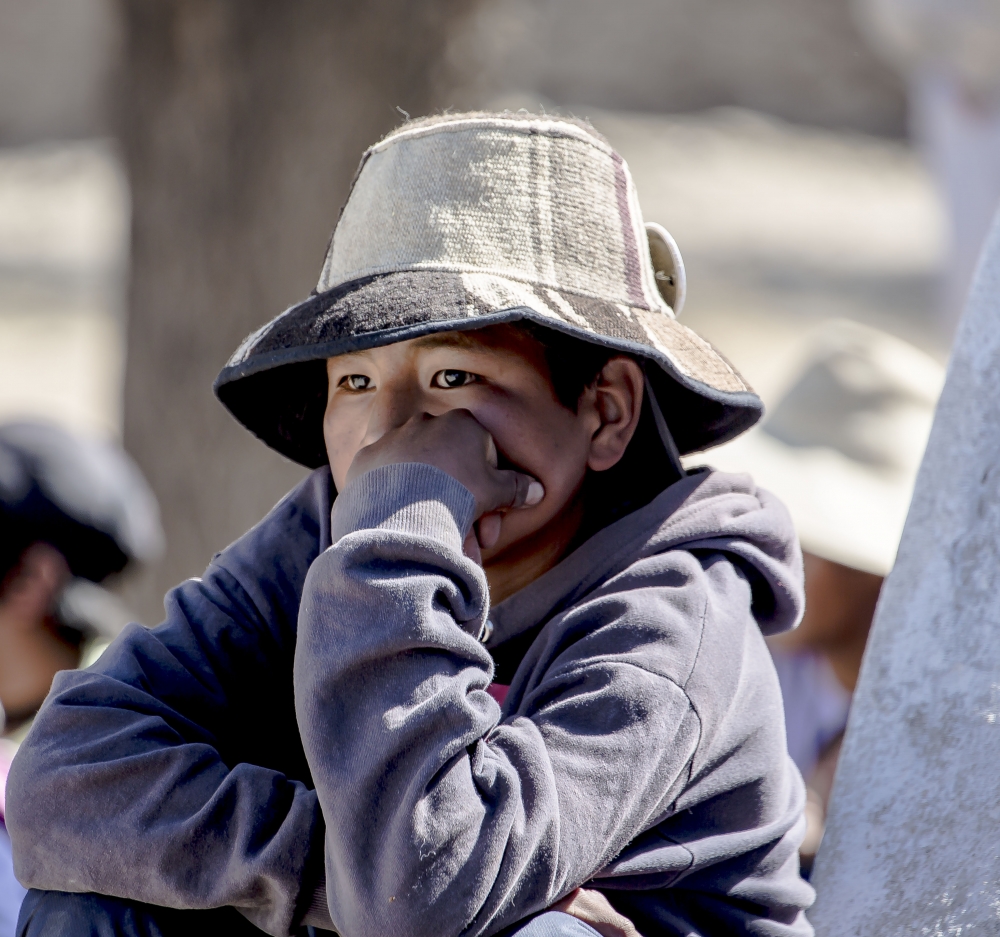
[{"xmin": 7, "ymin": 463, "xmax": 813, "ymax": 937}]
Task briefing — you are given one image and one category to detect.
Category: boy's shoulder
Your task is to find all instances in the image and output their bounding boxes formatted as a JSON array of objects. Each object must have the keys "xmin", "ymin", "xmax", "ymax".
[
  {"xmin": 643, "ymin": 467, "xmax": 804, "ymax": 635},
  {"xmin": 565, "ymin": 467, "xmax": 802, "ymax": 635},
  {"xmin": 493, "ymin": 467, "xmax": 802, "ymax": 689}
]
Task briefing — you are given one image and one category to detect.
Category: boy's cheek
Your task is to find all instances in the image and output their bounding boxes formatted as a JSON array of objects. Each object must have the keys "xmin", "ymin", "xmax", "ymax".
[
  {"xmin": 474, "ymin": 402, "xmax": 579, "ymax": 475},
  {"xmin": 484, "ymin": 474, "xmax": 579, "ymax": 555},
  {"xmin": 323, "ymin": 416, "xmax": 368, "ymax": 490}
]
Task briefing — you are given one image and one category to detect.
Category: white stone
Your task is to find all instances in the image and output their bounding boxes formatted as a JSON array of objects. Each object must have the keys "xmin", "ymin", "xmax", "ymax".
[{"xmin": 810, "ymin": 210, "xmax": 1000, "ymax": 934}]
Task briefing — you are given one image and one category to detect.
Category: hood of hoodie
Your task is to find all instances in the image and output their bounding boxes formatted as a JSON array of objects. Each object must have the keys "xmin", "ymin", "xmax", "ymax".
[{"xmin": 488, "ymin": 466, "xmax": 804, "ymax": 647}]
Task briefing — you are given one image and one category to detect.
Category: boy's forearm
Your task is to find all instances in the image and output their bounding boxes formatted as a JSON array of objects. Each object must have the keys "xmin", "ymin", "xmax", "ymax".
[
  {"xmin": 296, "ymin": 463, "xmax": 523, "ymax": 937},
  {"xmin": 295, "ymin": 464, "xmax": 695, "ymax": 937}
]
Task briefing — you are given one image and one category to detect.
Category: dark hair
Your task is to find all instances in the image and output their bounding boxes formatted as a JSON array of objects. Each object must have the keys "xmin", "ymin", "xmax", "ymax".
[{"xmin": 512, "ymin": 321, "xmax": 620, "ymax": 412}]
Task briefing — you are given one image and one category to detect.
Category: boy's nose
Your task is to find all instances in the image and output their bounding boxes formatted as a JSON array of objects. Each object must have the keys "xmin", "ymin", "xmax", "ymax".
[{"xmin": 361, "ymin": 380, "xmax": 435, "ymax": 445}]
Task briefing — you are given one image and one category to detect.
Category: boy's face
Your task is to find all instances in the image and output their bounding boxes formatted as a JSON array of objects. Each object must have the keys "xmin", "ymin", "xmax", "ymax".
[{"xmin": 324, "ymin": 325, "xmax": 643, "ymax": 599}]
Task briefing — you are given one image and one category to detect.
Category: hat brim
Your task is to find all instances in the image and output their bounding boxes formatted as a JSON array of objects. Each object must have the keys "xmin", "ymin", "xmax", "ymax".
[{"xmin": 214, "ymin": 270, "xmax": 762, "ymax": 468}]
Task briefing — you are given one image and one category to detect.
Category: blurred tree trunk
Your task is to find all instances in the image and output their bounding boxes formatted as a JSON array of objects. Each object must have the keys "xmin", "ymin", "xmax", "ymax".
[{"xmin": 117, "ymin": 0, "xmax": 470, "ymax": 623}]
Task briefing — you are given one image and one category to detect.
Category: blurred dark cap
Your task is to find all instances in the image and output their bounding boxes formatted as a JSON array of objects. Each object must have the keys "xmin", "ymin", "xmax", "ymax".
[{"xmin": 0, "ymin": 421, "xmax": 163, "ymax": 584}]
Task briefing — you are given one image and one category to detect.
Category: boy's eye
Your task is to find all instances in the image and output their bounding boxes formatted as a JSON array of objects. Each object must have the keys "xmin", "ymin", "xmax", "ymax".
[
  {"xmin": 339, "ymin": 374, "xmax": 373, "ymax": 392},
  {"xmin": 432, "ymin": 369, "xmax": 478, "ymax": 389}
]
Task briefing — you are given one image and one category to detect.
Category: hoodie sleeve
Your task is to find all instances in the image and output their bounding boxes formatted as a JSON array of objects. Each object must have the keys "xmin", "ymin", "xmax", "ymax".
[
  {"xmin": 295, "ymin": 463, "xmax": 708, "ymax": 937},
  {"xmin": 5, "ymin": 469, "xmax": 333, "ymax": 937}
]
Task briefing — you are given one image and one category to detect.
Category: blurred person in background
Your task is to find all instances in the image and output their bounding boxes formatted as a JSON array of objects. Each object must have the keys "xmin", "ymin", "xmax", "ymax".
[
  {"xmin": 0, "ymin": 421, "xmax": 162, "ymax": 936},
  {"xmin": 710, "ymin": 320, "xmax": 944, "ymax": 875},
  {"xmin": 855, "ymin": 0, "xmax": 1000, "ymax": 326}
]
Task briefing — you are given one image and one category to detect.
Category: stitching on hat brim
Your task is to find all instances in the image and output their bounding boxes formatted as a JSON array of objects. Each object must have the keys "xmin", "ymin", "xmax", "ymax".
[
  {"xmin": 216, "ymin": 304, "xmax": 750, "ymax": 400},
  {"xmin": 215, "ymin": 271, "xmax": 747, "ymax": 397}
]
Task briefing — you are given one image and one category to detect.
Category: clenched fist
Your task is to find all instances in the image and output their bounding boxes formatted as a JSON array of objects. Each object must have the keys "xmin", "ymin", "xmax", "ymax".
[{"xmin": 346, "ymin": 409, "xmax": 544, "ymax": 561}]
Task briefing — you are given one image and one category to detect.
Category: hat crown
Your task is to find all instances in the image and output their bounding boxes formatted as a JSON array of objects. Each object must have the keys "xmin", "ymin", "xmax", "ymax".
[{"xmin": 317, "ymin": 114, "xmax": 665, "ymax": 313}]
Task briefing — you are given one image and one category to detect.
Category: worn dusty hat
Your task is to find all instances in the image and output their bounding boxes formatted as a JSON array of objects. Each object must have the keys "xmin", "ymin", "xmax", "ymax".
[
  {"xmin": 707, "ymin": 320, "xmax": 944, "ymax": 576},
  {"xmin": 215, "ymin": 112, "xmax": 760, "ymax": 467}
]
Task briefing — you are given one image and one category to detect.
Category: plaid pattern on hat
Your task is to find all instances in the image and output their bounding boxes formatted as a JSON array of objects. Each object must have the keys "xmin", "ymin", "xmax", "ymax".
[{"xmin": 215, "ymin": 112, "xmax": 761, "ymax": 468}]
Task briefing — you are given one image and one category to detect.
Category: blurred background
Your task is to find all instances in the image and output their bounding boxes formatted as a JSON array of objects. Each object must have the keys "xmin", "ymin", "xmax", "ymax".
[{"xmin": 3, "ymin": 0, "xmax": 997, "ymax": 626}]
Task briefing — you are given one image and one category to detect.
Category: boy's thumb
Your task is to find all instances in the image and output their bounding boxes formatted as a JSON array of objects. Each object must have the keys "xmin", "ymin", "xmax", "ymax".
[{"xmin": 498, "ymin": 471, "xmax": 544, "ymax": 510}]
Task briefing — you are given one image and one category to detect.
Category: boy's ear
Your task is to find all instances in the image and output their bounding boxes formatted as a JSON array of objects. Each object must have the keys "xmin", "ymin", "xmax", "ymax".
[{"xmin": 586, "ymin": 357, "xmax": 645, "ymax": 472}]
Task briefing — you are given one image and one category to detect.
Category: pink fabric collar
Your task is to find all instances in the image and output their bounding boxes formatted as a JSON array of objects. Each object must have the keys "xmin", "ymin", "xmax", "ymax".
[{"xmin": 486, "ymin": 683, "xmax": 509, "ymax": 706}]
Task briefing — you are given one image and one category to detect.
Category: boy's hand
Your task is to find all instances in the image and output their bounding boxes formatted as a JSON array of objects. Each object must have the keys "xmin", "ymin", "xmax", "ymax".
[
  {"xmin": 345, "ymin": 410, "xmax": 544, "ymax": 560},
  {"xmin": 551, "ymin": 888, "xmax": 643, "ymax": 937}
]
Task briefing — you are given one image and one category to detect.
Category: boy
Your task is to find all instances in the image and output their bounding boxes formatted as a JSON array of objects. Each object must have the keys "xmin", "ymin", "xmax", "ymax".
[{"xmin": 6, "ymin": 113, "xmax": 813, "ymax": 937}]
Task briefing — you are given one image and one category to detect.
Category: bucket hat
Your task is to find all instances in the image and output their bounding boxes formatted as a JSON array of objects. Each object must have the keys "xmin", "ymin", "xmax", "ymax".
[
  {"xmin": 214, "ymin": 112, "xmax": 761, "ymax": 468},
  {"xmin": 707, "ymin": 320, "xmax": 944, "ymax": 576}
]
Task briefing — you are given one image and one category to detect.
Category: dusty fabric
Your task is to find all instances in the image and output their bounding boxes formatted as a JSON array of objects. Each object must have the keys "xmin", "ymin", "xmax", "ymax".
[
  {"xmin": 7, "ymin": 465, "xmax": 812, "ymax": 937},
  {"xmin": 214, "ymin": 113, "xmax": 761, "ymax": 468}
]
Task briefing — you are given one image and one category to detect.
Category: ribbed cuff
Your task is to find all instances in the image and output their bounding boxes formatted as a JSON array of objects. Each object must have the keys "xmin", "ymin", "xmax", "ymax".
[
  {"xmin": 301, "ymin": 874, "xmax": 336, "ymax": 930},
  {"xmin": 331, "ymin": 462, "xmax": 477, "ymax": 550}
]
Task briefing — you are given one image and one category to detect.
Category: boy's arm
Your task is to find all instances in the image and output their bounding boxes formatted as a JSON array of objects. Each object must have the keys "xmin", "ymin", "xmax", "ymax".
[
  {"xmin": 295, "ymin": 463, "xmax": 704, "ymax": 937},
  {"xmin": 5, "ymin": 472, "xmax": 332, "ymax": 937}
]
